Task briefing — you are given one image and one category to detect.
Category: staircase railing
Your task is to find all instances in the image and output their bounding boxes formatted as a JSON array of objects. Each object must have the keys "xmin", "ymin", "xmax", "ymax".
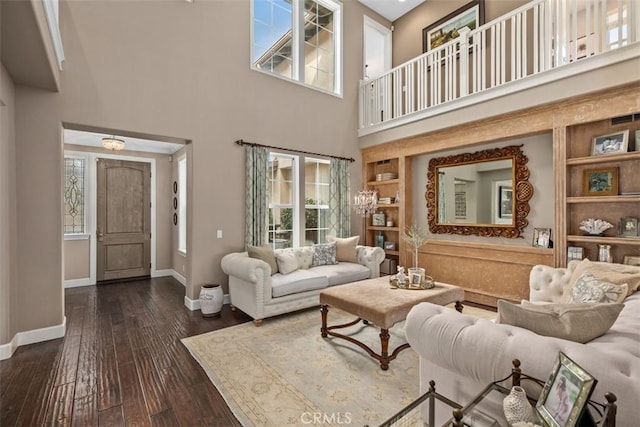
[{"xmin": 359, "ymin": 0, "xmax": 638, "ymax": 132}]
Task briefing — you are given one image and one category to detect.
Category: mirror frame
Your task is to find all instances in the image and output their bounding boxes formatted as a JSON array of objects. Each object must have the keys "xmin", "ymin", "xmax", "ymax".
[{"xmin": 426, "ymin": 145, "xmax": 534, "ymax": 238}]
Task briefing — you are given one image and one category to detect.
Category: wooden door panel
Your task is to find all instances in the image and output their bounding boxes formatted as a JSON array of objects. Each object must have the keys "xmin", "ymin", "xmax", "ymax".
[{"xmin": 97, "ymin": 159, "xmax": 151, "ymax": 281}]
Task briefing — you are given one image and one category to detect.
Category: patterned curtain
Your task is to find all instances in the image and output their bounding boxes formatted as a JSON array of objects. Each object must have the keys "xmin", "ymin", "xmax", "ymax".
[
  {"xmin": 328, "ymin": 158, "xmax": 351, "ymax": 237},
  {"xmin": 438, "ymin": 171, "xmax": 446, "ymax": 223},
  {"xmin": 245, "ymin": 146, "xmax": 269, "ymax": 246}
]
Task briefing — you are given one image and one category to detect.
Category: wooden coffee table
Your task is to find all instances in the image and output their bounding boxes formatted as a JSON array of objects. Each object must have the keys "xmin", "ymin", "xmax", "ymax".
[{"xmin": 320, "ymin": 276, "xmax": 464, "ymax": 370}]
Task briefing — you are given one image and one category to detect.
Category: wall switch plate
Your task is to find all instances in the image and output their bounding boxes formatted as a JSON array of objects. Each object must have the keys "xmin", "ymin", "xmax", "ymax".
[{"xmin": 217, "ymin": 230, "xmax": 223, "ymax": 239}]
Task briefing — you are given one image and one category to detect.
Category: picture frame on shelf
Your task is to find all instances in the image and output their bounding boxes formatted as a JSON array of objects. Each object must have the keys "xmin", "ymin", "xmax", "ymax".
[
  {"xmin": 533, "ymin": 228, "xmax": 551, "ymax": 248},
  {"xmin": 422, "ymin": 0, "xmax": 485, "ymax": 52},
  {"xmin": 618, "ymin": 216, "xmax": 639, "ymax": 238},
  {"xmin": 384, "ymin": 241, "xmax": 396, "ymax": 251},
  {"xmin": 536, "ymin": 352, "xmax": 597, "ymax": 427},
  {"xmin": 409, "ymin": 272, "xmax": 423, "ymax": 289},
  {"xmin": 582, "ymin": 167, "xmax": 619, "ymax": 196},
  {"xmin": 567, "ymin": 246, "xmax": 584, "ymax": 262},
  {"xmin": 623, "ymin": 255, "xmax": 640, "ymax": 266},
  {"xmin": 590, "ymin": 130, "xmax": 629, "ymax": 156},
  {"xmin": 372, "ymin": 213, "xmax": 386, "ymax": 226}
]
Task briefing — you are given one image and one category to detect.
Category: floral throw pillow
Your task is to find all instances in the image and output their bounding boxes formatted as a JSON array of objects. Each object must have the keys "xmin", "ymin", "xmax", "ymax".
[
  {"xmin": 567, "ymin": 272, "xmax": 628, "ymax": 304},
  {"xmin": 312, "ymin": 242, "xmax": 338, "ymax": 267}
]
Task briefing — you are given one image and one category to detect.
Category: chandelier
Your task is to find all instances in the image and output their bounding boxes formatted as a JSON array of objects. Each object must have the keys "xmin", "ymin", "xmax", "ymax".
[
  {"xmin": 102, "ymin": 136, "xmax": 125, "ymax": 151},
  {"xmin": 353, "ymin": 190, "xmax": 378, "ymax": 216}
]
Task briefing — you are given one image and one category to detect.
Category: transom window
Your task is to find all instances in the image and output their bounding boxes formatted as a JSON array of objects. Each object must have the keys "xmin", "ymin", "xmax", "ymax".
[
  {"xmin": 267, "ymin": 153, "xmax": 330, "ymax": 249},
  {"xmin": 251, "ymin": 0, "xmax": 343, "ymax": 96}
]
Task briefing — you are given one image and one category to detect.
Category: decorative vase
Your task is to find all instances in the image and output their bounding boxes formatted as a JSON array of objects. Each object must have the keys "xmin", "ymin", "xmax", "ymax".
[
  {"xmin": 199, "ymin": 284, "xmax": 223, "ymax": 318},
  {"xmin": 598, "ymin": 244, "xmax": 612, "ymax": 263},
  {"xmin": 503, "ymin": 386, "xmax": 534, "ymax": 425}
]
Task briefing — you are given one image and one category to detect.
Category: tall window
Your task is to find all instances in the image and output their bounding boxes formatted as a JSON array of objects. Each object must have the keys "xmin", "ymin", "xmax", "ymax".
[
  {"xmin": 251, "ymin": 0, "xmax": 343, "ymax": 95},
  {"xmin": 178, "ymin": 156, "xmax": 187, "ymax": 254},
  {"xmin": 63, "ymin": 157, "xmax": 85, "ymax": 234},
  {"xmin": 607, "ymin": 7, "xmax": 628, "ymax": 49},
  {"xmin": 267, "ymin": 153, "xmax": 330, "ymax": 249}
]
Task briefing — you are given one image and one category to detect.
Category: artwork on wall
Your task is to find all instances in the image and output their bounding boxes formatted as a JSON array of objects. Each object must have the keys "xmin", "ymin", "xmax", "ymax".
[{"xmin": 422, "ymin": 0, "xmax": 485, "ymax": 52}]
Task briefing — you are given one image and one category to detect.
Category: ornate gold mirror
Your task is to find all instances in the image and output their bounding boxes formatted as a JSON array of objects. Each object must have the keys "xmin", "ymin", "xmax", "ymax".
[{"xmin": 426, "ymin": 145, "xmax": 533, "ymax": 238}]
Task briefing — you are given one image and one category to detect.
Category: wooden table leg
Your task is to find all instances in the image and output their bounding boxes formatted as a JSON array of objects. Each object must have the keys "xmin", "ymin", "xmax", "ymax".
[
  {"xmin": 379, "ymin": 328, "xmax": 390, "ymax": 371},
  {"xmin": 320, "ymin": 305, "xmax": 328, "ymax": 338},
  {"xmin": 455, "ymin": 301, "xmax": 464, "ymax": 313}
]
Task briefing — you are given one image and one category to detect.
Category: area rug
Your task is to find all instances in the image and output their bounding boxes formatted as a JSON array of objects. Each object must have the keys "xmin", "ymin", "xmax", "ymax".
[{"xmin": 181, "ymin": 304, "xmax": 496, "ymax": 427}]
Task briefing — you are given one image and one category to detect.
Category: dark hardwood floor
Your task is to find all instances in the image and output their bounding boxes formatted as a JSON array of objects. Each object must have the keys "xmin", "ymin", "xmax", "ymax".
[{"xmin": 0, "ymin": 277, "xmax": 251, "ymax": 426}]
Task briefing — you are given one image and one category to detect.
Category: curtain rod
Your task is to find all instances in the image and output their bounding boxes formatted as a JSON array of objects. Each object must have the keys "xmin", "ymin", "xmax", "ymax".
[{"xmin": 235, "ymin": 139, "xmax": 355, "ymax": 163}]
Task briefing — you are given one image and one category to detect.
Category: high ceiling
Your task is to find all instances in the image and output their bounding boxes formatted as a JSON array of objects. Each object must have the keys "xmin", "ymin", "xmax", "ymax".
[{"xmin": 357, "ymin": 0, "xmax": 426, "ymax": 22}]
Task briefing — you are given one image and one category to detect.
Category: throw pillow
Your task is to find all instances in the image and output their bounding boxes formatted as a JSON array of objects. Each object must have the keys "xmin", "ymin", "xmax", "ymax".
[
  {"xmin": 247, "ymin": 245, "xmax": 278, "ymax": 275},
  {"xmin": 326, "ymin": 235, "xmax": 359, "ymax": 263},
  {"xmin": 275, "ymin": 251, "xmax": 299, "ymax": 275},
  {"xmin": 565, "ymin": 272, "xmax": 628, "ymax": 304},
  {"xmin": 562, "ymin": 258, "xmax": 640, "ymax": 302},
  {"xmin": 497, "ymin": 300, "xmax": 624, "ymax": 343},
  {"xmin": 292, "ymin": 246, "xmax": 315, "ymax": 269},
  {"xmin": 312, "ymin": 242, "xmax": 338, "ymax": 267}
]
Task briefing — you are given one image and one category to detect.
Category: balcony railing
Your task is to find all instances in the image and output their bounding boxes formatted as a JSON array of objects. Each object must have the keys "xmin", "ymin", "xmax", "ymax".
[{"xmin": 359, "ymin": 0, "xmax": 638, "ymax": 134}]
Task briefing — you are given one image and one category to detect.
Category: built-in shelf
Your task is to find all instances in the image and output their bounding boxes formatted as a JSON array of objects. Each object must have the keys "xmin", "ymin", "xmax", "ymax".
[
  {"xmin": 368, "ymin": 226, "xmax": 399, "ymax": 232},
  {"xmin": 567, "ymin": 235, "xmax": 640, "ymax": 245},
  {"xmin": 367, "ymin": 179, "xmax": 399, "ymax": 186},
  {"xmin": 566, "ymin": 151, "xmax": 640, "ymax": 166},
  {"xmin": 378, "ymin": 203, "xmax": 400, "ymax": 208},
  {"xmin": 384, "ymin": 250, "xmax": 400, "ymax": 256},
  {"xmin": 567, "ymin": 195, "xmax": 640, "ymax": 203}
]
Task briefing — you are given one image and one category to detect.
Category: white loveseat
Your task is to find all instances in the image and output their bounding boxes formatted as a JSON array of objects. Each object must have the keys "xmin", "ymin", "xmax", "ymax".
[
  {"xmin": 221, "ymin": 245, "xmax": 385, "ymax": 325},
  {"xmin": 405, "ymin": 260, "xmax": 640, "ymax": 426}
]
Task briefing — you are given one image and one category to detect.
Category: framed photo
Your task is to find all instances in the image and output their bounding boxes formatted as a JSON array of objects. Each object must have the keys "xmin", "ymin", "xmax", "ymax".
[
  {"xmin": 384, "ymin": 241, "xmax": 396, "ymax": 251},
  {"xmin": 536, "ymin": 352, "xmax": 597, "ymax": 427},
  {"xmin": 582, "ymin": 167, "xmax": 618, "ymax": 196},
  {"xmin": 422, "ymin": 0, "xmax": 485, "ymax": 52},
  {"xmin": 409, "ymin": 272, "xmax": 423, "ymax": 289},
  {"xmin": 567, "ymin": 246, "xmax": 584, "ymax": 262},
  {"xmin": 591, "ymin": 130, "xmax": 629, "ymax": 156},
  {"xmin": 619, "ymin": 216, "xmax": 638, "ymax": 237},
  {"xmin": 569, "ymin": 34, "xmax": 595, "ymax": 61},
  {"xmin": 623, "ymin": 255, "xmax": 640, "ymax": 266},
  {"xmin": 533, "ymin": 228, "xmax": 551, "ymax": 248},
  {"xmin": 372, "ymin": 213, "xmax": 386, "ymax": 226}
]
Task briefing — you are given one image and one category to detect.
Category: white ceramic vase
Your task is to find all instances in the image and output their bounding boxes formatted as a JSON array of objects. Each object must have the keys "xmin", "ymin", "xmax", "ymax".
[
  {"xmin": 503, "ymin": 386, "xmax": 534, "ymax": 425},
  {"xmin": 199, "ymin": 284, "xmax": 223, "ymax": 318}
]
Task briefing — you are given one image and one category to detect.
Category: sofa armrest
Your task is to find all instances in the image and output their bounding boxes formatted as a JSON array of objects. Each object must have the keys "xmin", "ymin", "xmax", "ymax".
[
  {"xmin": 356, "ymin": 245, "xmax": 385, "ymax": 278},
  {"xmin": 221, "ymin": 252, "xmax": 271, "ymax": 284},
  {"xmin": 528, "ymin": 264, "xmax": 572, "ymax": 303}
]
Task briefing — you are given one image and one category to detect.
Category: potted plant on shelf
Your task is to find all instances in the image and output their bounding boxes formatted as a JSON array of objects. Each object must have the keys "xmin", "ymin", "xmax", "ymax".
[{"xmin": 403, "ymin": 223, "xmax": 429, "ymax": 284}]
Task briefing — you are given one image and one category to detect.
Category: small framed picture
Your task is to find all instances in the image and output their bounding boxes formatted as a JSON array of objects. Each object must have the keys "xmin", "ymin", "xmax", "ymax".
[
  {"xmin": 372, "ymin": 213, "xmax": 386, "ymax": 226},
  {"xmin": 533, "ymin": 228, "xmax": 552, "ymax": 248},
  {"xmin": 567, "ymin": 246, "xmax": 584, "ymax": 262},
  {"xmin": 582, "ymin": 167, "xmax": 618, "ymax": 196},
  {"xmin": 409, "ymin": 272, "xmax": 423, "ymax": 289},
  {"xmin": 623, "ymin": 255, "xmax": 640, "ymax": 266},
  {"xmin": 498, "ymin": 185, "xmax": 513, "ymax": 218},
  {"xmin": 618, "ymin": 216, "xmax": 638, "ymax": 237},
  {"xmin": 384, "ymin": 241, "xmax": 396, "ymax": 251},
  {"xmin": 591, "ymin": 130, "xmax": 629, "ymax": 156},
  {"xmin": 536, "ymin": 352, "xmax": 597, "ymax": 427}
]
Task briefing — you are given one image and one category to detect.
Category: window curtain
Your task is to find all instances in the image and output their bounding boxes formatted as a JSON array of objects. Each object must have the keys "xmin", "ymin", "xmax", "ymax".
[
  {"xmin": 328, "ymin": 158, "xmax": 351, "ymax": 237},
  {"xmin": 245, "ymin": 146, "xmax": 269, "ymax": 247},
  {"xmin": 438, "ymin": 171, "xmax": 446, "ymax": 223}
]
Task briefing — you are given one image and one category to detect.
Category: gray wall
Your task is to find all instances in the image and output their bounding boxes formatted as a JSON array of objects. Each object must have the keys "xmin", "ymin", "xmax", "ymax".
[{"xmin": 6, "ymin": 0, "xmax": 389, "ymax": 343}]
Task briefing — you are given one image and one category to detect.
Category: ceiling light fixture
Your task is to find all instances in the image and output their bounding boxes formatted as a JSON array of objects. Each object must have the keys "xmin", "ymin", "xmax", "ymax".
[{"xmin": 102, "ymin": 136, "xmax": 125, "ymax": 151}]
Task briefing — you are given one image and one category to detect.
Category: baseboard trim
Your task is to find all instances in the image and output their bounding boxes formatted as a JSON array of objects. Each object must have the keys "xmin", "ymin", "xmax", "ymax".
[
  {"xmin": 184, "ymin": 294, "xmax": 231, "ymax": 311},
  {"xmin": 64, "ymin": 278, "xmax": 92, "ymax": 288},
  {"xmin": 152, "ymin": 269, "xmax": 173, "ymax": 278},
  {"xmin": 172, "ymin": 271, "xmax": 187, "ymax": 286},
  {"xmin": 0, "ymin": 317, "xmax": 67, "ymax": 360}
]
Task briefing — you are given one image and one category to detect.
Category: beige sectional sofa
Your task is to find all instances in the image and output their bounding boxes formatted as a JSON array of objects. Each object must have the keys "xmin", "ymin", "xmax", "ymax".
[
  {"xmin": 405, "ymin": 260, "xmax": 640, "ymax": 426},
  {"xmin": 221, "ymin": 243, "xmax": 385, "ymax": 325}
]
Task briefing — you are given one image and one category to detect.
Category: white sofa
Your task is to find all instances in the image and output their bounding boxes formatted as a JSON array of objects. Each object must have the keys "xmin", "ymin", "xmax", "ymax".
[
  {"xmin": 405, "ymin": 260, "xmax": 640, "ymax": 426},
  {"xmin": 221, "ymin": 245, "xmax": 385, "ymax": 325}
]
